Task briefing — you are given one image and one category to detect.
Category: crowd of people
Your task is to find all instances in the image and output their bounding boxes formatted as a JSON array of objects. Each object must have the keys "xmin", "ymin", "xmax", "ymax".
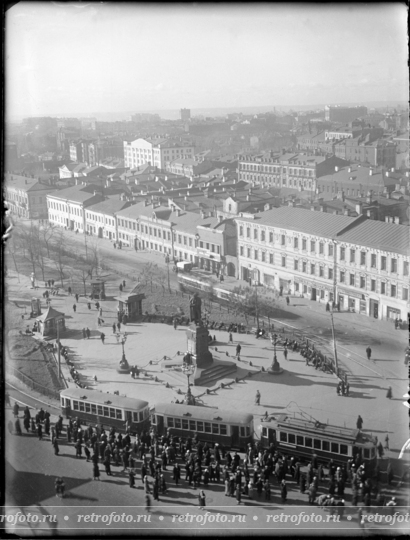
[{"xmin": 9, "ymin": 402, "xmax": 401, "ymax": 516}]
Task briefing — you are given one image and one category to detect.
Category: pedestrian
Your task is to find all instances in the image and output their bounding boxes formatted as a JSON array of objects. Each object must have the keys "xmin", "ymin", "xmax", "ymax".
[
  {"xmin": 82, "ymin": 328, "xmax": 86, "ymax": 339},
  {"xmin": 229, "ymin": 333, "xmax": 233, "ymax": 343},
  {"xmin": 236, "ymin": 344, "xmax": 241, "ymax": 358},
  {"xmin": 117, "ymin": 322, "xmax": 121, "ymax": 332},
  {"xmin": 37, "ymin": 422, "xmax": 43, "ymax": 441},
  {"xmin": 87, "ymin": 302, "xmax": 91, "ymax": 310},
  {"xmin": 13, "ymin": 402, "xmax": 20, "ymax": 418},
  {"xmin": 286, "ymin": 296, "xmax": 290, "ymax": 306},
  {"xmin": 73, "ymin": 304, "xmax": 77, "ymax": 313},
  {"xmin": 326, "ymin": 302, "xmax": 330, "ymax": 312},
  {"xmin": 384, "ymin": 434, "xmax": 390, "ymax": 450},
  {"xmin": 377, "ymin": 442, "xmax": 384, "ymax": 459},
  {"xmin": 356, "ymin": 415, "xmax": 363, "ymax": 430},
  {"xmin": 55, "ymin": 477, "xmax": 65, "ymax": 498},
  {"xmin": 284, "ymin": 348, "xmax": 288, "ymax": 361},
  {"xmin": 68, "ymin": 286, "xmax": 72, "ymax": 295},
  {"xmin": 119, "ymin": 284, "xmax": 123, "ymax": 293},
  {"xmin": 75, "ymin": 293, "xmax": 79, "ymax": 302},
  {"xmin": 198, "ymin": 489, "xmax": 206, "ymax": 509},
  {"xmin": 53, "ymin": 438, "xmax": 59, "ymax": 455},
  {"xmin": 145, "ymin": 494, "xmax": 151, "ymax": 512},
  {"xmin": 15, "ymin": 418, "xmax": 22, "ymax": 435},
  {"xmin": 86, "ymin": 327, "xmax": 90, "ymax": 339},
  {"xmin": 366, "ymin": 346, "xmax": 372, "ymax": 360},
  {"xmin": 173, "ymin": 463, "xmax": 181, "ymax": 485},
  {"xmin": 235, "ymin": 485, "xmax": 242, "ymax": 505},
  {"xmin": 153, "ymin": 479, "xmax": 159, "ymax": 502},
  {"xmin": 99, "ymin": 308, "xmax": 103, "ymax": 317},
  {"xmin": 93, "ymin": 462, "xmax": 100, "ymax": 481},
  {"xmin": 129, "ymin": 469, "xmax": 135, "ymax": 487},
  {"xmin": 386, "ymin": 386, "xmax": 392, "ymax": 399},
  {"xmin": 255, "ymin": 390, "xmax": 261, "ymax": 406},
  {"xmin": 112, "ymin": 323, "xmax": 116, "ymax": 334},
  {"xmin": 281, "ymin": 479, "xmax": 287, "ymax": 502},
  {"xmin": 104, "ymin": 458, "xmax": 112, "ymax": 476},
  {"xmin": 144, "ymin": 475, "xmax": 151, "ymax": 494},
  {"xmin": 123, "ymin": 280, "xmax": 126, "ymax": 288}
]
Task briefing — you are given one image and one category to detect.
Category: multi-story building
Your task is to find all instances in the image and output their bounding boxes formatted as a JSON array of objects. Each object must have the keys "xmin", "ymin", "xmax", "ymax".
[
  {"xmin": 325, "ymin": 105, "xmax": 368, "ymax": 123},
  {"xmin": 84, "ymin": 199, "xmax": 132, "ymax": 240},
  {"xmin": 238, "ymin": 152, "xmax": 349, "ymax": 192},
  {"xmin": 124, "ymin": 137, "xmax": 195, "ymax": 170},
  {"xmin": 334, "ymin": 136, "xmax": 396, "ymax": 168},
  {"xmin": 115, "ymin": 200, "xmax": 234, "ymax": 275},
  {"xmin": 180, "ymin": 108, "xmax": 191, "ymax": 122},
  {"xmin": 236, "ymin": 205, "xmax": 409, "ymax": 320},
  {"xmin": 58, "ymin": 163, "xmax": 88, "ymax": 179},
  {"xmin": 47, "ymin": 185, "xmax": 103, "ymax": 232},
  {"xmin": 334, "ymin": 219, "xmax": 409, "ymax": 320},
  {"xmin": 166, "ymin": 158, "xmax": 214, "ymax": 177},
  {"xmin": 5, "ymin": 174, "xmax": 55, "ymax": 219}
]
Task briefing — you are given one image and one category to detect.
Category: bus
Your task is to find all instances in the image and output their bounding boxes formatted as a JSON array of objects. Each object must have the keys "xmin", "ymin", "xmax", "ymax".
[
  {"xmin": 257, "ymin": 413, "xmax": 377, "ymax": 469},
  {"xmin": 151, "ymin": 403, "xmax": 253, "ymax": 450},
  {"xmin": 60, "ymin": 388, "xmax": 150, "ymax": 433}
]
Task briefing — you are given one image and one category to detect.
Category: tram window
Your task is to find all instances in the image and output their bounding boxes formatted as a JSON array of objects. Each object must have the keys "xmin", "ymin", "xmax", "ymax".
[
  {"xmin": 182, "ymin": 419, "xmax": 189, "ymax": 430},
  {"xmin": 167, "ymin": 418, "xmax": 174, "ymax": 427},
  {"xmin": 138, "ymin": 412, "xmax": 143, "ymax": 422},
  {"xmin": 197, "ymin": 422, "xmax": 204, "ymax": 432},
  {"xmin": 97, "ymin": 405, "xmax": 103, "ymax": 415},
  {"xmin": 73, "ymin": 400, "xmax": 79, "ymax": 410},
  {"xmin": 296, "ymin": 435, "xmax": 304, "ymax": 446},
  {"xmin": 246, "ymin": 427, "xmax": 250, "ymax": 436},
  {"xmin": 175, "ymin": 419, "xmax": 181, "ymax": 429},
  {"xmin": 331, "ymin": 442, "xmax": 339, "ymax": 453},
  {"xmin": 103, "ymin": 407, "xmax": 109, "ymax": 417},
  {"xmin": 91, "ymin": 404, "xmax": 97, "ymax": 414},
  {"xmin": 79, "ymin": 402, "xmax": 85, "ymax": 412},
  {"xmin": 190, "ymin": 421, "xmax": 197, "ymax": 431},
  {"xmin": 85, "ymin": 403, "xmax": 91, "ymax": 413},
  {"xmin": 204, "ymin": 422, "xmax": 211, "ymax": 433},
  {"xmin": 151, "ymin": 415, "xmax": 157, "ymax": 425},
  {"xmin": 322, "ymin": 441, "xmax": 330, "ymax": 451},
  {"xmin": 314, "ymin": 439, "xmax": 321, "ymax": 450},
  {"xmin": 363, "ymin": 448, "xmax": 370, "ymax": 459},
  {"xmin": 240, "ymin": 427, "xmax": 245, "ymax": 437},
  {"xmin": 220, "ymin": 425, "xmax": 227, "ymax": 435},
  {"xmin": 213, "ymin": 424, "xmax": 219, "ymax": 434},
  {"xmin": 109, "ymin": 408, "xmax": 115, "ymax": 418},
  {"xmin": 262, "ymin": 428, "xmax": 267, "ymax": 437},
  {"xmin": 280, "ymin": 432, "xmax": 287, "ymax": 442},
  {"xmin": 288, "ymin": 434, "xmax": 296, "ymax": 444},
  {"xmin": 305, "ymin": 437, "xmax": 313, "ymax": 448},
  {"xmin": 133, "ymin": 412, "xmax": 139, "ymax": 422},
  {"xmin": 116, "ymin": 410, "xmax": 122, "ymax": 420},
  {"xmin": 340, "ymin": 444, "xmax": 348, "ymax": 455}
]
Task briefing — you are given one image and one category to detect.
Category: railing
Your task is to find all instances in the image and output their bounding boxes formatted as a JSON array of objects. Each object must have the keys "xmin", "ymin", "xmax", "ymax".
[{"xmin": 6, "ymin": 364, "xmax": 62, "ymax": 401}]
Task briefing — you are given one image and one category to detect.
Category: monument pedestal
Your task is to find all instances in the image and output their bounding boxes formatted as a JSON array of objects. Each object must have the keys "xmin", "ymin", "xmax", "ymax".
[{"xmin": 268, "ymin": 356, "xmax": 284, "ymax": 375}]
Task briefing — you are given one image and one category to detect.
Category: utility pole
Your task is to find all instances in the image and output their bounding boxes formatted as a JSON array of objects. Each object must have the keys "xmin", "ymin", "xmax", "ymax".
[
  {"xmin": 57, "ymin": 320, "xmax": 61, "ymax": 380},
  {"xmin": 329, "ymin": 309, "xmax": 339, "ymax": 377}
]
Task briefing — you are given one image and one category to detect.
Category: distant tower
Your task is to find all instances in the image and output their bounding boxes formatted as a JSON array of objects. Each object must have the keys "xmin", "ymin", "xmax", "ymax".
[{"xmin": 180, "ymin": 108, "xmax": 191, "ymax": 122}]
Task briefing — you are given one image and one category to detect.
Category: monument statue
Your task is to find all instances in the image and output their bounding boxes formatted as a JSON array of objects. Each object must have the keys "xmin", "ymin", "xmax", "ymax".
[{"xmin": 189, "ymin": 293, "xmax": 202, "ymax": 324}]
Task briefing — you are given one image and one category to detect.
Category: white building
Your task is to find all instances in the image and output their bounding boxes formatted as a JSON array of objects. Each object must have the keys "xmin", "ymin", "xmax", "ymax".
[
  {"xmin": 124, "ymin": 137, "xmax": 194, "ymax": 170},
  {"xmin": 84, "ymin": 199, "xmax": 133, "ymax": 241},
  {"xmin": 47, "ymin": 185, "xmax": 103, "ymax": 232}
]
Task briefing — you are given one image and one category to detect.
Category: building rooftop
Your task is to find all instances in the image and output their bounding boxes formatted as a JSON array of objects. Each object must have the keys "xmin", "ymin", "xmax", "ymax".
[
  {"xmin": 237, "ymin": 205, "xmax": 359, "ymax": 240},
  {"xmin": 47, "ymin": 184, "xmax": 103, "ymax": 204},
  {"xmin": 5, "ymin": 174, "xmax": 55, "ymax": 192},
  {"xmin": 86, "ymin": 198, "xmax": 132, "ymax": 216},
  {"xmin": 337, "ymin": 218, "xmax": 410, "ymax": 256}
]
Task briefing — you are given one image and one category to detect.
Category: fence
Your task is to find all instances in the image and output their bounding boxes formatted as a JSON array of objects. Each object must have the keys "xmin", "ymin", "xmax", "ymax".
[{"xmin": 6, "ymin": 364, "xmax": 62, "ymax": 401}]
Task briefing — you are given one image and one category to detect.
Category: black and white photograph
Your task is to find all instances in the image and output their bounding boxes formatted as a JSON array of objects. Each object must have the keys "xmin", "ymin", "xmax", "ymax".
[{"xmin": 2, "ymin": 2, "xmax": 409, "ymax": 537}]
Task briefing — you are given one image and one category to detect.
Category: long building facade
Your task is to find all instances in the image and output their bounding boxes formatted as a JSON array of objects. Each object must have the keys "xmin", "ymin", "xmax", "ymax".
[{"xmin": 235, "ymin": 206, "xmax": 409, "ymax": 321}]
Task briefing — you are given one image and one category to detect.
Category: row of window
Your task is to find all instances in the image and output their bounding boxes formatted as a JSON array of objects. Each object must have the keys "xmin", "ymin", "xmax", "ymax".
[
  {"xmin": 156, "ymin": 415, "xmax": 251, "ymax": 437},
  {"xmin": 48, "ymin": 201, "xmax": 82, "ymax": 216},
  {"xmin": 86, "ymin": 213, "xmax": 115, "ymax": 227},
  {"xmin": 278, "ymin": 431, "xmax": 349, "ymax": 455},
  {"xmin": 71, "ymin": 400, "xmax": 123, "ymax": 419},
  {"xmin": 240, "ymin": 164, "xmax": 314, "ymax": 177},
  {"xmin": 239, "ymin": 228, "xmax": 335, "ymax": 254}
]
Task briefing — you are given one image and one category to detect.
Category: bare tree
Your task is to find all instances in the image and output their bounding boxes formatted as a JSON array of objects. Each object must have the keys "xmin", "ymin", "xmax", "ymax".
[
  {"xmin": 18, "ymin": 222, "xmax": 38, "ymax": 275},
  {"xmin": 226, "ymin": 285, "xmax": 275, "ymax": 327},
  {"xmin": 139, "ymin": 262, "xmax": 158, "ymax": 293},
  {"xmin": 72, "ymin": 251, "xmax": 100, "ymax": 296},
  {"xmin": 39, "ymin": 221, "xmax": 56, "ymax": 258},
  {"xmin": 5, "ymin": 231, "xmax": 22, "ymax": 281},
  {"xmin": 154, "ymin": 267, "xmax": 168, "ymax": 296},
  {"xmin": 51, "ymin": 229, "xmax": 72, "ymax": 288}
]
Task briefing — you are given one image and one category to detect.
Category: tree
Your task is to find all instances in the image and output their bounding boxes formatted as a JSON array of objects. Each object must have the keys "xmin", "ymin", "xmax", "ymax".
[
  {"xmin": 139, "ymin": 262, "xmax": 158, "ymax": 293},
  {"xmin": 228, "ymin": 285, "xmax": 276, "ymax": 328},
  {"xmin": 154, "ymin": 267, "xmax": 168, "ymax": 296},
  {"xmin": 39, "ymin": 221, "xmax": 56, "ymax": 258},
  {"xmin": 5, "ymin": 230, "xmax": 22, "ymax": 281},
  {"xmin": 18, "ymin": 222, "xmax": 39, "ymax": 275},
  {"xmin": 51, "ymin": 229, "xmax": 72, "ymax": 287}
]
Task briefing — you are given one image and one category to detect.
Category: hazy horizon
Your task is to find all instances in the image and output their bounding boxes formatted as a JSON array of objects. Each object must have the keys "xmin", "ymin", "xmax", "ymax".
[{"xmin": 5, "ymin": 3, "xmax": 409, "ymax": 121}]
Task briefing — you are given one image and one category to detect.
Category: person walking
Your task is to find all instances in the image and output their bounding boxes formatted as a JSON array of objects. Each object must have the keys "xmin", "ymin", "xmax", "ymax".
[
  {"xmin": 75, "ymin": 293, "xmax": 79, "ymax": 302},
  {"xmin": 37, "ymin": 422, "xmax": 43, "ymax": 441},
  {"xmin": 356, "ymin": 415, "xmax": 363, "ymax": 430},
  {"xmin": 384, "ymin": 434, "xmax": 390, "ymax": 450},
  {"xmin": 86, "ymin": 327, "xmax": 91, "ymax": 339},
  {"xmin": 112, "ymin": 323, "xmax": 116, "ymax": 334},
  {"xmin": 173, "ymin": 463, "xmax": 181, "ymax": 485},
  {"xmin": 386, "ymin": 386, "xmax": 393, "ymax": 399},
  {"xmin": 13, "ymin": 402, "xmax": 20, "ymax": 418},
  {"xmin": 255, "ymin": 390, "xmax": 261, "ymax": 406},
  {"xmin": 283, "ymin": 347, "xmax": 288, "ymax": 361},
  {"xmin": 286, "ymin": 296, "xmax": 290, "ymax": 306},
  {"xmin": 53, "ymin": 438, "xmax": 59, "ymax": 455},
  {"xmin": 68, "ymin": 286, "xmax": 72, "ymax": 295},
  {"xmin": 366, "ymin": 346, "xmax": 372, "ymax": 360},
  {"xmin": 100, "ymin": 333, "xmax": 105, "ymax": 344},
  {"xmin": 93, "ymin": 462, "xmax": 100, "ymax": 481},
  {"xmin": 281, "ymin": 479, "xmax": 287, "ymax": 502},
  {"xmin": 198, "ymin": 490, "xmax": 206, "ymax": 509},
  {"xmin": 117, "ymin": 322, "xmax": 121, "ymax": 332}
]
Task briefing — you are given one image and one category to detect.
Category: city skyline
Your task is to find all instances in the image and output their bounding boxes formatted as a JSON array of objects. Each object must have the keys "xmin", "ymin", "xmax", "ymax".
[{"xmin": 5, "ymin": 3, "xmax": 409, "ymax": 121}]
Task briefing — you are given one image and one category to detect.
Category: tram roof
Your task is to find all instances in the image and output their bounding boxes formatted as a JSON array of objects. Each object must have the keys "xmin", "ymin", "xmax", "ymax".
[
  {"xmin": 154, "ymin": 403, "xmax": 253, "ymax": 425},
  {"xmin": 265, "ymin": 414, "xmax": 375, "ymax": 444},
  {"xmin": 60, "ymin": 388, "xmax": 149, "ymax": 410}
]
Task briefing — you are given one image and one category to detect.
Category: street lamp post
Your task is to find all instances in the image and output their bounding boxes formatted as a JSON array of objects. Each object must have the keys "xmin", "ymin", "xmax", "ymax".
[
  {"xmin": 268, "ymin": 333, "xmax": 284, "ymax": 375},
  {"xmin": 165, "ymin": 255, "xmax": 171, "ymax": 292},
  {"xmin": 329, "ymin": 309, "xmax": 339, "ymax": 377},
  {"xmin": 182, "ymin": 364, "xmax": 195, "ymax": 405},
  {"xmin": 121, "ymin": 334, "xmax": 128, "ymax": 363}
]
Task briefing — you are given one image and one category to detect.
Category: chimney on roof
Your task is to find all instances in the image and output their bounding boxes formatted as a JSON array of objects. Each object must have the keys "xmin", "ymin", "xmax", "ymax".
[
  {"xmin": 319, "ymin": 205, "xmax": 325, "ymax": 212},
  {"xmin": 344, "ymin": 208, "xmax": 350, "ymax": 216},
  {"xmin": 385, "ymin": 171, "xmax": 389, "ymax": 177},
  {"xmin": 394, "ymin": 216, "xmax": 400, "ymax": 224},
  {"xmin": 391, "ymin": 167, "xmax": 395, "ymax": 172},
  {"xmin": 369, "ymin": 168, "xmax": 373, "ymax": 176}
]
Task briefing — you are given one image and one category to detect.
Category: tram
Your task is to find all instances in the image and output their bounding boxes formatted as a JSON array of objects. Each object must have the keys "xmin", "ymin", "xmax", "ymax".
[
  {"xmin": 60, "ymin": 388, "xmax": 150, "ymax": 433},
  {"xmin": 257, "ymin": 413, "xmax": 377, "ymax": 469},
  {"xmin": 177, "ymin": 273, "xmax": 241, "ymax": 303},
  {"xmin": 152, "ymin": 403, "xmax": 253, "ymax": 450}
]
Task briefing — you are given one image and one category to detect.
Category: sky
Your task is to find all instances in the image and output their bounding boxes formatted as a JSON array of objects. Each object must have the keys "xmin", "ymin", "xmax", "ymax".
[{"xmin": 5, "ymin": 2, "xmax": 409, "ymax": 120}]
